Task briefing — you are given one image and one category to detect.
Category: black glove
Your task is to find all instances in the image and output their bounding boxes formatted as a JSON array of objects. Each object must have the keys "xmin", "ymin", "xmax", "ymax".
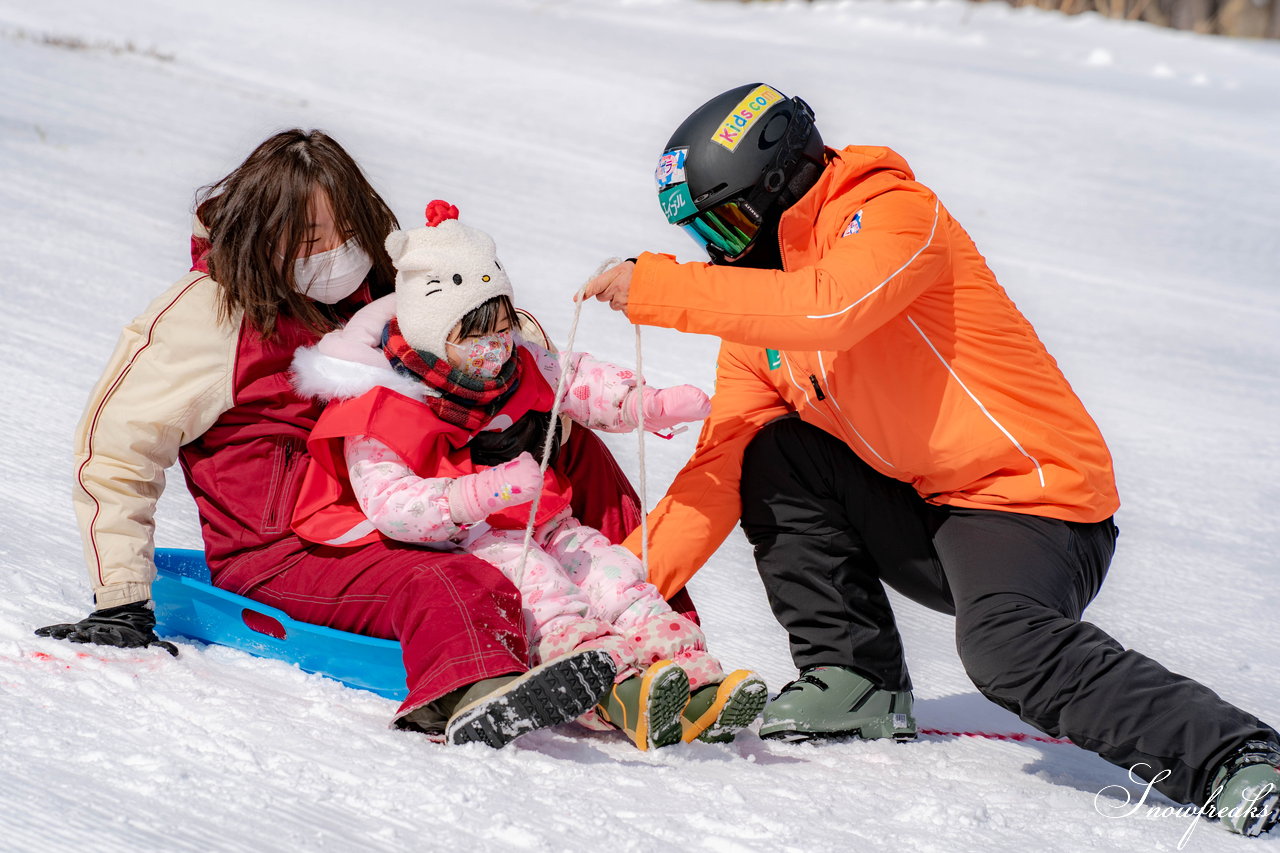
[{"xmin": 35, "ymin": 601, "xmax": 179, "ymax": 657}]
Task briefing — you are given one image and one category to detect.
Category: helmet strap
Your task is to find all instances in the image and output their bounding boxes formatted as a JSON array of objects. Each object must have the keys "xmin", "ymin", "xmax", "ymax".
[
  {"xmin": 741, "ymin": 98, "xmax": 824, "ymax": 237},
  {"xmin": 778, "ymin": 157, "xmax": 825, "ymax": 211}
]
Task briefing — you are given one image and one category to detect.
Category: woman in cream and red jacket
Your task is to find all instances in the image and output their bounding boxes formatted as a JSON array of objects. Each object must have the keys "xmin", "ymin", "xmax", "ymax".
[{"xmin": 38, "ymin": 130, "xmax": 633, "ymax": 748}]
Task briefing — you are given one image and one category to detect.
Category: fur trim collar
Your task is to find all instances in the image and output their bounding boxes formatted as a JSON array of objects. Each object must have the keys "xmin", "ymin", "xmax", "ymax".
[{"xmin": 290, "ymin": 344, "xmax": 431, "ymax": 402}]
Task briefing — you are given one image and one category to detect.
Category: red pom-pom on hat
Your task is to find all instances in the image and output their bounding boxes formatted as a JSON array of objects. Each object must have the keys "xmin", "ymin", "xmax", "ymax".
[{"xmin": 424, "ymin": 200, "xmax": 459, "ymax": 227}]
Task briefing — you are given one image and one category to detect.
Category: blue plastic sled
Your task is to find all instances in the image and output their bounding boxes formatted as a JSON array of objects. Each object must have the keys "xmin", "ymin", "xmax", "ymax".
[{"xmin": 152, "ymin": 547, "xmax": 407, "ymax": 701}]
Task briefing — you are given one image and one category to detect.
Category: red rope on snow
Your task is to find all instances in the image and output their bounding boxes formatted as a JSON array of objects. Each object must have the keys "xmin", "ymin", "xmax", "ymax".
[
  {"xmin": 19, "ymin": 650, "xmax": 158, "ymax": 667},
  {"xmin": 919, "ymin": 727, "xmax": 1074, "ymax": 745}
]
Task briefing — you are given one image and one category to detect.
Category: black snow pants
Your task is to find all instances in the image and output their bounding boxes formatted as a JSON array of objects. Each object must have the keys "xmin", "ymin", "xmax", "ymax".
[{"xmin": 739, "ymin": 415, "xmax": 1276, "ymax": 805}]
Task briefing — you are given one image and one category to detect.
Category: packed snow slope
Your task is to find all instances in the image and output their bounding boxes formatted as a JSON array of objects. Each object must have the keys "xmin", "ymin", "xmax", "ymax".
[{"xmin": 1, "ymin": 1, "xmax": 1277, "ymax": 850}]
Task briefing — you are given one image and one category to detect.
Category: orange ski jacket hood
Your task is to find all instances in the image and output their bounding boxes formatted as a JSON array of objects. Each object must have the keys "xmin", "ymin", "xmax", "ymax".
[{"xmin": 625, "ymin": 146, "xmax": 1119, "ymax": 597}]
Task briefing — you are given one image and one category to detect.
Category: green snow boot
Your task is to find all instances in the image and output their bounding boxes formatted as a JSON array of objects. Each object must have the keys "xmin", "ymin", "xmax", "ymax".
[
  {"xmin": 758, "ymin": 665, "xmax": 916, "ymax": 743},
  {"xmin": 1206, "ymin": 740, "xmax": 1280, "ymax": 836},
  {"xmin": 681, "ymin": 670, "xmax": 769, "ymax": 744},
  {"xmin": 597, "ymin": 659, "xmax": 690, "ymax": 751}
]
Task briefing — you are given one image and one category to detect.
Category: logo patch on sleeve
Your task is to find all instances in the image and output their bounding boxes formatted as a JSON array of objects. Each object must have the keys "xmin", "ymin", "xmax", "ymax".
[{"xmin": 842, "ymin": 210, "xmax": 863, "ymax": 237}]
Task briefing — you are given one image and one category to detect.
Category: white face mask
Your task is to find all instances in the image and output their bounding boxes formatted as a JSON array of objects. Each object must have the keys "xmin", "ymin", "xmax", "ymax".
[{"xmin": 293, "ymin": 238, "xmax": 373, "ymax": 304}]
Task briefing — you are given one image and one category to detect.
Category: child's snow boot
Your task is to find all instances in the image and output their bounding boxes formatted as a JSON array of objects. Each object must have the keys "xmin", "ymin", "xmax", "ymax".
[
  {"xmin": 1206, "ymin": 740, "xmax": 1280, "ymax": 836},
  {"xmin": 680, "ymin": 669, "xmax": 768, "ymax": 743},
  {"xmin": 596, "ymin": 659, "xmax": 690, "ymax": 751},
  {"xmin": 442, "ymin": 649, "xmax": 615, "ymax": 748},
  {"xmin": 758, "ymin": 665, "xmax": 916, "ymax": 743}
]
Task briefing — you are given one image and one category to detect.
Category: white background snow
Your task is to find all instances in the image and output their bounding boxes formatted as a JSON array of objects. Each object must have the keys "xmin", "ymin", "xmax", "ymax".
[{"xmin": 1, "ymin": 0, "xmax": 1277, "ymax": 850}]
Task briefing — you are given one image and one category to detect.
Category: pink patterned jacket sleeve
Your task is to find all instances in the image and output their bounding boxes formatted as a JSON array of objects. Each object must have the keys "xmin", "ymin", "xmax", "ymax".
[
  {"xmin": 343, "ymin": 434, "xmax": 462, "ymax": 543},
  {"xmin": 522, "ymin": 341, "xmax": 638, "ymax": 433}
]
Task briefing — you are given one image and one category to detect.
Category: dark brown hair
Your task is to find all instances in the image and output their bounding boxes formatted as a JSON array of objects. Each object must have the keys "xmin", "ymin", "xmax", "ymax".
[
  {"xmin": 196, "ymin": 129, "xmax": 398, "ymax": 338},
  {"xmin": 455, "ymin": 295, "xmax": 517, "ymax": 341}
]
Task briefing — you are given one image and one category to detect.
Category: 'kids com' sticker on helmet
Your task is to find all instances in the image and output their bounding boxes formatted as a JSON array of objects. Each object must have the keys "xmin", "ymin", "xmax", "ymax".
[
  {"xmin": 712, "ymin": 85, "xmax": 785, "ymax": 152},
  {"xmin": 655, "ymin": 148, "xmax": 688, "ymax": 189}
]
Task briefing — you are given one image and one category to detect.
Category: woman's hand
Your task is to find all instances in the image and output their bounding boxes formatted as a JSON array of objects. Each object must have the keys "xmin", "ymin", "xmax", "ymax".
[
  {"xmin": 35, "ymin": 601, "xmax": 179, "ymax": 656},
  {"xmin": 578, "ymin": 259, "xmax": 635, "ymax": 314}
]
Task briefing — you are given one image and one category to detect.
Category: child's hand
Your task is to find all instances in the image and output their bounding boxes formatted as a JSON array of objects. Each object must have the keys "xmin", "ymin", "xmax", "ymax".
[
  {"xmin": 447, "ymin": 452, "xmax": 544, "ymax": 524},
  {"xmin": 625, "ymin": 385, "xmax": 711, "ymax": 432}
]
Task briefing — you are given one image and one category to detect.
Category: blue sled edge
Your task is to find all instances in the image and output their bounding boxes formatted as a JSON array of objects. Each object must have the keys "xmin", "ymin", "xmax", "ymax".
[{"xmin": 152, "ymin": 547, "xmax": 408, "ymax": 702}]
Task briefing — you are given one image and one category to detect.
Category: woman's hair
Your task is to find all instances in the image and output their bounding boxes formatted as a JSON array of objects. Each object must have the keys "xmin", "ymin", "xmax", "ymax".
[
  {"xmin": 196, "ymin": 129, "xmax": 399, "ymax": 338},
  {"xmin": 454, "ymin": 295, "xmax": 517, "ymax": 341}
]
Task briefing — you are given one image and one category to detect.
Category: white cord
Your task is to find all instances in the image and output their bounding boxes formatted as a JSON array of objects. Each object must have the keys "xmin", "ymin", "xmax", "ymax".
[
  {"xmin": 634, "ymin": 323, "xmax": 648, "ymax": 573},
  {"xmin": 513, "ymin": 258, "xmax": 649, "ymax": 588},
  {"xmin": 513, "ymin": 289, "xmax": 585, "ymax": 588}
]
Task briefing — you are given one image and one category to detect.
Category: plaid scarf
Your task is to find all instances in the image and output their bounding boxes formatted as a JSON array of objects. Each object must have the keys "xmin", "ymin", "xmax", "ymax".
[{"xmin": 382, "ymin": 317, "xmax": 521, "ymax": 431}]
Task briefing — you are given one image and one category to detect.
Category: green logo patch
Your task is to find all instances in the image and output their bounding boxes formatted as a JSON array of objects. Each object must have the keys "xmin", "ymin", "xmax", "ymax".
[
  {"xmin": 765, "ymin": 348, "xmax": 782, "ymax": 370},
  {"xmin": 659, "ymin": 183, "xmax": 696, "ymax": 224}
]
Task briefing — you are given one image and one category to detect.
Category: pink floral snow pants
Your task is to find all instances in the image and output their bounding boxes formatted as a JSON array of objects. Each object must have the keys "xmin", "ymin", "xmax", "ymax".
[{"xmin": 470, "ymin": 513, "xmax": 724, "ymax": 689}]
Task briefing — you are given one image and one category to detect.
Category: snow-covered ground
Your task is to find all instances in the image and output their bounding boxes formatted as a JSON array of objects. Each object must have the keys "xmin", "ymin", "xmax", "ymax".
[{"xmin": 2, "ymin": 0, "xmax": 1277, "ymax": 850}]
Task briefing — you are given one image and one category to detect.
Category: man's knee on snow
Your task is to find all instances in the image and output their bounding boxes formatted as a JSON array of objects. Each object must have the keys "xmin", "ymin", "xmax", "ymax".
[{"xmin": 954, "ymin": 595, "xmax": 1074, "ymax": 716}]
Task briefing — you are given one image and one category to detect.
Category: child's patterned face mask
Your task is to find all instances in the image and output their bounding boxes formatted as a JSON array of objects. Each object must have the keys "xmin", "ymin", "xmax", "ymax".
[{"xmin": 446, "ymin": 330, "xmax": 514, "ymax": 380}]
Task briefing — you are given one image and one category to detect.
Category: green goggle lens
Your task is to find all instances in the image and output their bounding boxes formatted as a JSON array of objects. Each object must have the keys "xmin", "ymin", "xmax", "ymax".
[{"xmin": 678, "ymin": 199, "xmax": 759, "ymax": 258}]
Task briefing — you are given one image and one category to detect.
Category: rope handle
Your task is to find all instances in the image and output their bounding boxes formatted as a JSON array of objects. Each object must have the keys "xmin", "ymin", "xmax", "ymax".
[
  {"xmin": 513, "ymin": 259, "xmax": 648, "ymax": 587},
  {"xmin": 634, "ymin": 306, "xmax": 648, "ymax": 574}
]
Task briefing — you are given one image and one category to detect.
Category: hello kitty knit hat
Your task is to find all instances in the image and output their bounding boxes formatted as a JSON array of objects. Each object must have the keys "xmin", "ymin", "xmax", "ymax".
[{"xmin": 384, "ymin": 200, "xmax": 514, "ymax": 357}]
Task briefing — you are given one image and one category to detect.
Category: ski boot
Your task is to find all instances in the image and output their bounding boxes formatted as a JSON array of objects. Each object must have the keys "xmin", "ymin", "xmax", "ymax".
[
  {"xmin": 1207, "ymin": 740, "xmax": 1280, "ymax": 836},
  {"xmin": 597, "ymin": 659, "xmax": 690, "ymax": 751},
  {"xmin": 758, "ymin": 665, "xmax": 916, "ymax": 743},
  {"xmin": 681, "ymin": 670, "xmax": 768, "ymax": 744},
  {"xmin": 421, "ymin": 649, "xmax": 615, "ymax": 748}
]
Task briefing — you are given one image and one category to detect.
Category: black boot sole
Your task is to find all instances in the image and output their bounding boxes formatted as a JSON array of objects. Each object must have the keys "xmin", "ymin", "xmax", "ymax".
[
  {"xmin": 1240, "ymin": 791, "xmax": 1280, "ymax": 837},
  {"xmin": 446, "ymin": 649, "xmax": 615, "ymax": 749}
]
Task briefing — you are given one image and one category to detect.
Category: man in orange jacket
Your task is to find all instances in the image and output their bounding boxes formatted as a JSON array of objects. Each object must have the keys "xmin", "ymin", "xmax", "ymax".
[{"xmin": 583, "ymin": 83, "xmax": 1278, "ymax": 835}]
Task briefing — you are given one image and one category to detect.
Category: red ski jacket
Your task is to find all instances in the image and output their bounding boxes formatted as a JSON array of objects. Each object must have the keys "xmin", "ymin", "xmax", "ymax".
[{"xmin": 73, "ymin": 224, "xmax": 638, "ymax": 607}]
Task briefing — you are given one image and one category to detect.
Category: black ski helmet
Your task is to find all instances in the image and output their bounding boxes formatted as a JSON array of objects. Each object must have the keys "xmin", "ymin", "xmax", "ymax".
[{"xmin": 654, "ymin": 83, "xmax": 825, "ymax": 262}]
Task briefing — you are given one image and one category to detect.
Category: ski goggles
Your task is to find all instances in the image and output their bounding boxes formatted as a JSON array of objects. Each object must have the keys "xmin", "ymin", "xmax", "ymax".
[{"xmin": 681, "ymin": 198, "xmax": 764, "ymax": 259}]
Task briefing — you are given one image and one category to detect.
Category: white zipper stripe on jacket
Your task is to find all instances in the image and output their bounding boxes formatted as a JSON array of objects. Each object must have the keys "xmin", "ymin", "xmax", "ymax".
[
  {"xmin": 806, "ymin": 198, "xmax": 941, "ymax": 321},
  {"xmin": 906, "ymin": 315, "xmax": 1046, "ymax": 488},
  {"xmin": 324, "ymin": 519, "xmax": 377, "ymax": 546},
  {"xmin": 814, "ymin": 351, "xmax": 895, "ymax": 470}
]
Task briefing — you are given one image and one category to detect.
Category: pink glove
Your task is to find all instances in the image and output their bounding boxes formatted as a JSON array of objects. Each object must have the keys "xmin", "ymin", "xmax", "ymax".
[
  {"xmin": 447, "ymin": 452, "xmax": 543, "ymax": 525},
  {"xmin": 624, "ymin": 385, "xmax": 711, "ymax": 432}
]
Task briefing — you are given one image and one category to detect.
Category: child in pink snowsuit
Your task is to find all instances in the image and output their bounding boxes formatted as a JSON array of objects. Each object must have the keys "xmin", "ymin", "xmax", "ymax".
[{"xmin": 291, "ymin": 201, "xmax": 766, "ymax": 750}]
